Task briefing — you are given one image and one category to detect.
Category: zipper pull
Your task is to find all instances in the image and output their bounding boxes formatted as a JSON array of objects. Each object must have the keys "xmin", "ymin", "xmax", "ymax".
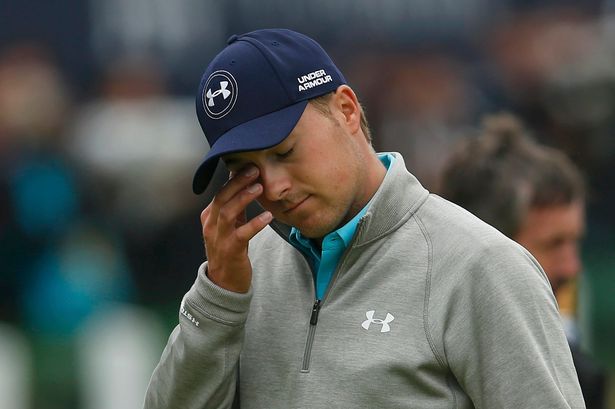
[{"xmin": 310, "ymin": 300, "xmax": 322, "ymax": 325}]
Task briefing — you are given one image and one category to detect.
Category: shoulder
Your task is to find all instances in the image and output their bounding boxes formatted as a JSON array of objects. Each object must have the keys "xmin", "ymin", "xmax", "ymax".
[
  {"xmin": 415, "ymin": 193, "xmax": 552, "ymax": 295},
  {"xmin": 417, "ymin": 193, "xmax": 524, "ymax": 258}
]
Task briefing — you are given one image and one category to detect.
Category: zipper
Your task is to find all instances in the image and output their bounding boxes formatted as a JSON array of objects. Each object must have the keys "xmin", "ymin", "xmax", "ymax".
[
  {"xmin": 301, "ymin": 299, "xmax": 321, "ymax": 372},
  {"xmin": 299, "ymin": 217, "xmax": 368, "ymax": 373}
]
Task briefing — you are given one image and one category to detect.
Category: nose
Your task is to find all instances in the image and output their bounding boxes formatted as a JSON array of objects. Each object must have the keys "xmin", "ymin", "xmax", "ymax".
[
  {"xmin": 558, "ymin": 243, "xmax": 582, "ymax": 281},
  {"xmin": 259, "ymin": 163, "xmax": 291, "ymax": 202}
]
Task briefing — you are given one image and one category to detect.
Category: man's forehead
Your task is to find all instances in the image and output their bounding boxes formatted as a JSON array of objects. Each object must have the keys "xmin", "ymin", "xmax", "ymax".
[{"xmin": 521, "ymin": 202, "xmax": 586, "ymax": 238}]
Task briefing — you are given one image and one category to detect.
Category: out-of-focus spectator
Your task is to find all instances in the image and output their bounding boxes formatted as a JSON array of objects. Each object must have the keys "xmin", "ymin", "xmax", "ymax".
[
  {"xmin": 0, "ymin": 43, "xmax": 159, "ymax": 409},
  {"xmin": 67, "ymin": 55, "xmax": 206, "ymax": 310},
  {"xmin": 439, "ymin": 113, "xmax": 607, "ymax": 408},
  {"xmin": 68, "ymin": 56, "xmax": 204, "ymax": 229},
  {"xmin": 482, "ymin": 10, "xmax": 615, "ymax": 381},
  {"xmin": 0, "ymin": 44, "xmax": 76, "ymax": 326}
]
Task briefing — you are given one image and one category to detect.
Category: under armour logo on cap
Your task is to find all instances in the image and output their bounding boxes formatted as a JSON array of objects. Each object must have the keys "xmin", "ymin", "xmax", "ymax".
[
  {"xmin": 202, "ymin": 70, "xmax": 238, "ymax": 119},
  {"xmin": 362, "ymin": 310, "xmax": 395, "ymax": 333},
  {"xmin": 206, "ymin": 81, "xmax": 230, "ymax": 107}
]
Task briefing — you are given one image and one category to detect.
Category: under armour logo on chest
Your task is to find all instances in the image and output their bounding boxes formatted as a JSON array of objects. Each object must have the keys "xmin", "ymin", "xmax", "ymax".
[
  {"xmin": 206, "ymin": 81, "xmax": 231, "ymax": 107},
  {"xmin": 361, "ymin": 310, "xmax": 395, "ymax": 333}
]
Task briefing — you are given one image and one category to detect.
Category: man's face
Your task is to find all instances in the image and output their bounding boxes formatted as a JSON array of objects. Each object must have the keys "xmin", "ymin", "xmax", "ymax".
[
  {"xmin": 223, "ymin": 100, "xmax": 373, "ymax": 238},
  {"xmin": 514, "ymin": 201, "xmax": 585, "ymax": 294}
]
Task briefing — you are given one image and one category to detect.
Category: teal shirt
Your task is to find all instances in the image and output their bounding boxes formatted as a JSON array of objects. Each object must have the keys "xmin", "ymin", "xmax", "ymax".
[{"xmin": 289, "ymin": 153, "xmax": 394, "ymax": 300}]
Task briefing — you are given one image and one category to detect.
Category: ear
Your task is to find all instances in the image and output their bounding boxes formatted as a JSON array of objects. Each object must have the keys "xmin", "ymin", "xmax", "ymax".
[{"xmin": 331, "ymin": 85, "xmax": 361, "ymax": 135}]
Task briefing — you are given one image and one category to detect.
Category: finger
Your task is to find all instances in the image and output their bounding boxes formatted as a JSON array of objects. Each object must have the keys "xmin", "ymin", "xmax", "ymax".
[
  {"xmin": 235, "ymin": 211, "xmax": 273, "ymax": 242},
  {"xmin": 200, "ymin": 205, "xmax": 211, "ymax": 226},
  {"xmin": 217, "ymin": 183, "xmax": 263, "ymax": 236},
  {"xmin": 201, "ymin": 203, "xmax": 217, "ymax": 247},
  {"xmin": 213, "ymin": 165, "xmax": 259, "ymax": 209},
  {"xmin": 202, "ymin": 201, "xmax": 218, "ymax": 238},
  {"xmin": 207, "ymin": 165, "xmax": 259, "ymax": 231}
]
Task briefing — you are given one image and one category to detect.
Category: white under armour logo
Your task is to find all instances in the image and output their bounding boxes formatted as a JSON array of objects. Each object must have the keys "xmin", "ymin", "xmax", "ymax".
[
  {"xmin": 202, "ymin": 70, "xmax": 238, "ymax": 120},
  {"xmin": 361, "ymin": 310, "xmax": 395, "ymax": 333},
  {"xmin": 206, "ymin": 81, "xmax": 231, "ymax": 107}
]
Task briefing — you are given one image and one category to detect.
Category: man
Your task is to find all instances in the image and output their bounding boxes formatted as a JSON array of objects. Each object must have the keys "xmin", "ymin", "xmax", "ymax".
[
  {"xmin": 144, "ymin": 29, "xmax": 585, "ymax": 408},
  {"xmin": 440, "ymin": 113, "xmax": 605, "ymax": 408}
]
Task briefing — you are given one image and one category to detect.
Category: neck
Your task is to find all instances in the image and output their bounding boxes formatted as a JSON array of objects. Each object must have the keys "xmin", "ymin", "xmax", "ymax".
[
  {"xmin": 350, "ymin": 150, "xmax": 386, "ymax": 216},
  {"xmin": 335, "ymin": 151, "xmax": 387, "ymax": 231}
]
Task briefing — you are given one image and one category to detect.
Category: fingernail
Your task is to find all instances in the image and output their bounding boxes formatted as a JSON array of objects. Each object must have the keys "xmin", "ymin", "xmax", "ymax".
[
  {"xmin": 245, "ymin": 166, "xmax": 258, "ymax": 177},
  {"xmin": 247, "ymin": 183, "xmax": 261, "ymax": 193},
  {"xmin": 259, "ymin": 211, "xmax": 273, "ymax": 222}
]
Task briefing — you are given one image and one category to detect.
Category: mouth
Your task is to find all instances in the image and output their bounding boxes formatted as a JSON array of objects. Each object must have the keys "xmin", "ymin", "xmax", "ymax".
[{"xmin": 283, "ymin": 195, "xmax": 310, "ymax": 214}]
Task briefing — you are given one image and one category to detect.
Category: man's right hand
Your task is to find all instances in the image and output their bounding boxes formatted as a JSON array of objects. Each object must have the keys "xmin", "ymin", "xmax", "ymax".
[{"xmin": 200, "ymin": 165, "xmax": 273, "ymax": 293}]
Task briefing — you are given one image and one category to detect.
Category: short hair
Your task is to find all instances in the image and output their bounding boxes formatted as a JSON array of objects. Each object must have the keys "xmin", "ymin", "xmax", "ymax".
[
  {"xmin": 309, "ymin": 92, "xmax": 372, "ymax": 143},
  {"xmin": 439, "ymin": 113, "xmax": 585, "ymax": 237}
]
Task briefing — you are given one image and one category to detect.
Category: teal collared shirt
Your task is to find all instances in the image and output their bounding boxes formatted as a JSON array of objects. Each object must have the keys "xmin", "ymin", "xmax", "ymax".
[{"xmin": 289, "ymin": 153, "xmax": 394, "ymax": 300}]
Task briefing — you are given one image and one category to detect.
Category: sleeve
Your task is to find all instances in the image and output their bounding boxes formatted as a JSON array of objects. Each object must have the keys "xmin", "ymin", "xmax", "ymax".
[
  {"xmin": 143, "ymin": 262, "xmax": 251, "ymax": 409},
  {"xmin": 432, "ymin": 244, "xmax": 586, "ymax": 409}
]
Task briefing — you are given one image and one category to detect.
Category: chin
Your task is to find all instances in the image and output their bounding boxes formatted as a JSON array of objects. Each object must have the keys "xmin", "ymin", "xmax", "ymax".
[
  {"xmin": 292, "ymin": 220, "xmax": 337, "ymax": 239},
  {"xmin": 287, "ymin": 208, "xmax": 346, "ymax": 238}
]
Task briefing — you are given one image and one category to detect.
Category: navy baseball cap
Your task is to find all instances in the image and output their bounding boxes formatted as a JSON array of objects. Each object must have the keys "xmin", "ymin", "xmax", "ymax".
[{"xmin": 192, "ymin": 28, "xmax": 347, "ymax": 194}]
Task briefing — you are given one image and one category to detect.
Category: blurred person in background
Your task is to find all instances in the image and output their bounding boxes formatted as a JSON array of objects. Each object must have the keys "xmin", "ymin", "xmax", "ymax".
[
  {"xmin": 65, "ymin": 53, "xmax": 208, "ymax": 409},
  {"xmin": 68, "ymin": 55, "xmax": 207, "ymax": 314},
  {"xmin": 440, "ymin": 112, "xmax": 607, "ymax": 408},
  {"xmin": 0, "ymin": 43, "xmax": 163, "ymax": 409},
  {"xmin": 0, "ymin": 43, "xmax": 81, "ymax": 409}
]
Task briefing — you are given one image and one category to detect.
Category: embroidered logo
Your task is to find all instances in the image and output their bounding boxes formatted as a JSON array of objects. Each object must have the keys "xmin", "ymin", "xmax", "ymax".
[
  {"xmin": 203, "ymin": 70, "xmax": 238, "ymax": 119},
  {"xmin": 361, "ymin": 310, "xmax": 394, "ymax": 333},
  {"xmin": 297, "ymin": 68, "xmax": 333, "ymax": 92},
  {"xmin": 180, "ymin": 299, "xmax": 200, "ymax": 327},
  {"xmin": 206, "ymin": 81, "xmax": 230, "ymax": 107}
]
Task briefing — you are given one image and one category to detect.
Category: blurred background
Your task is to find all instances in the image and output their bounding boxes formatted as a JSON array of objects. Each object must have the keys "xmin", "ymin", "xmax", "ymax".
[{"xmin": 0, "ymin": 1, "xmax": 614, "ymax": 408}]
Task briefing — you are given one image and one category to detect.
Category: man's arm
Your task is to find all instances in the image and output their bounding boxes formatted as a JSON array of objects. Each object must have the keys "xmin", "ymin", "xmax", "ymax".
[
  {"xmin": 144, "ymin": 165, "xmax": 272, "ymax": 408},
  {"xmin": 143, "ymin": 262, "xmax": 251, "ymax": 409}
]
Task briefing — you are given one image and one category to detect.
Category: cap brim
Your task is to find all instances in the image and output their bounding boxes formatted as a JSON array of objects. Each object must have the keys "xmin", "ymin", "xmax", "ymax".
[{"xmin": 192, "ymin": 99, "xmax": 309, "ymax": 194}]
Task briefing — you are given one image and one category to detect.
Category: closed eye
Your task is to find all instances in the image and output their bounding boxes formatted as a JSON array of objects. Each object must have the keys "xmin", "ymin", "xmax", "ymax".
[{"xmin": 276, "ymin": 147, "xmax": 294, "ymax": 159}]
